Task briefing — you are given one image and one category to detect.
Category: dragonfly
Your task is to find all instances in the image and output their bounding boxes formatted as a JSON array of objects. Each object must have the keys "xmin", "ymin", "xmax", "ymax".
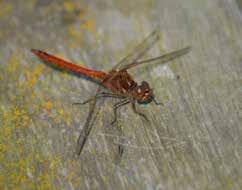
[{"xmin": 31, "ymin": 30, "xmax": 191, "ymax": 155}]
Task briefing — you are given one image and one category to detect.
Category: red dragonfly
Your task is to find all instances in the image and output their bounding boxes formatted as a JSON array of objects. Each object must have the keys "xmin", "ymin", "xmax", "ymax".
[{"xmin": 31, "ymin": 31, "xmax": 191, "ymax": 155}]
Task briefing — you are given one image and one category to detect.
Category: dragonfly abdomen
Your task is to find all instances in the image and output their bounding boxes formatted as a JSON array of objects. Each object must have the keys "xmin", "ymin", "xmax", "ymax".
[{"xmin": 31, "ymin": 49, "xmax": 107, "ymax": 80}]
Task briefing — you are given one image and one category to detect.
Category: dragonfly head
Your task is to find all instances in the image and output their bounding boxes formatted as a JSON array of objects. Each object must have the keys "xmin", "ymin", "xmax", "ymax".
[{"xmin": 136, "ymin": 81, "xmax": 153, "ymax": 104}]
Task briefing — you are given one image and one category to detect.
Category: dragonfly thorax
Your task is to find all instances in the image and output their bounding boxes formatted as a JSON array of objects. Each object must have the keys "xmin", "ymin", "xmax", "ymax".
[{"xmin": 133, "ymin": 81, "xmax": 153, "ymax": 104}]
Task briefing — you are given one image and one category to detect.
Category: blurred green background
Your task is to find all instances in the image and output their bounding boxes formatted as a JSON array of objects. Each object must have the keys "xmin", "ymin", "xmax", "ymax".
[{"xmin": 0, "ymin": 0, "xmax": 241, "ymax": 189}]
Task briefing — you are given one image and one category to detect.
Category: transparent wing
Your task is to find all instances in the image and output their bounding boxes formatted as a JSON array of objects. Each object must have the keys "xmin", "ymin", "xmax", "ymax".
[
  {"xmin": 111, "ymin": 30, "xmax": 160, "ymax": 71},
  {"xmin": 76, "ymin": 87, "xmax": 101, "ymax": 155},
  {"xmin": 120, "ymin": 46, "xmax": 191, "ymax": 71}
]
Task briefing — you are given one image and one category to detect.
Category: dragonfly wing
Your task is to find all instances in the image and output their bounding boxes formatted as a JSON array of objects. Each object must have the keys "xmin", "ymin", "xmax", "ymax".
[
  {"xmin": 120, "ymin": 46, "xmax": 191, "ymax": 71},
  {"xmin": 76, "ymin": 87, "xmax": 101, "ymax": 155},
  {"xmin": 111, "ymin": 30, "xmax": 160, "ymax": 71}
]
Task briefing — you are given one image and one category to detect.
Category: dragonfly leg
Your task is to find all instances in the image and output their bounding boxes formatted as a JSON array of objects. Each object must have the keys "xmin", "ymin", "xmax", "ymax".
[
  {"xmin": 72, "ymin": 97, "xmax": 95, "ymax": 105},
  {"xmin": 111, "ymin": 99, "xmax": 130, "ymax": 125},
  {"xmin": 153, "ymin": 97, "xmax": 163, "ymax": 106},
  {"xmin": 131, "ymin": 102, "xmax": 150, "ymax": 123},
  {"xmin": 72, "ymin": 92, "xmax": 125, "ymax": 105}
]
